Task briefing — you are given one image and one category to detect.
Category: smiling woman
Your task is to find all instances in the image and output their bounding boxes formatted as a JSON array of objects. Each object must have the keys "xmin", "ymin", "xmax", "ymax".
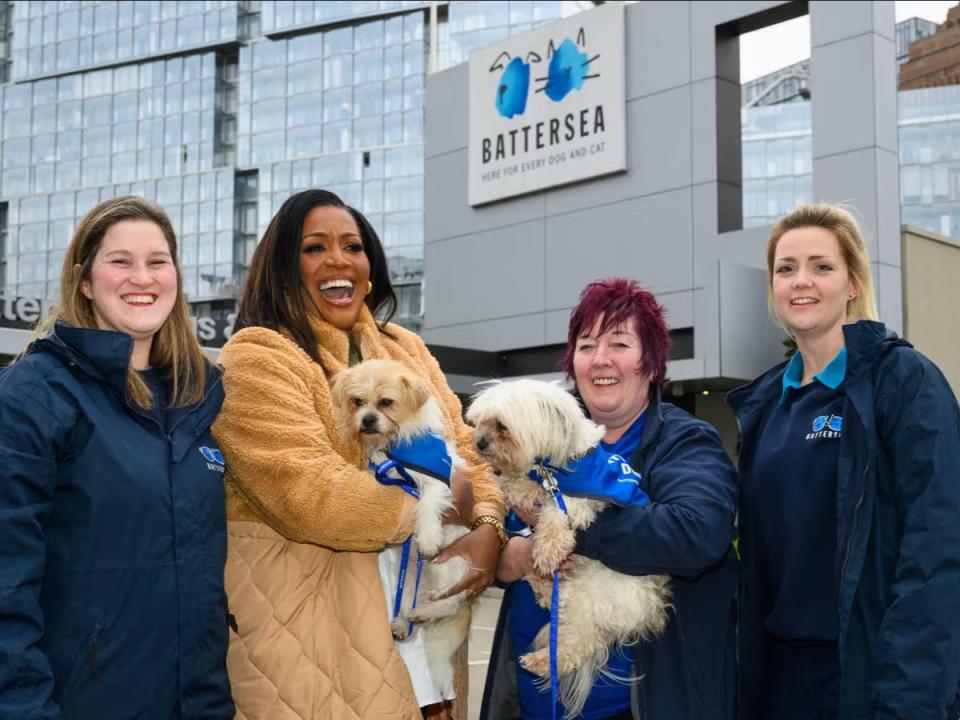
[
  {"xmin": 728, "ymin": 203, "xmax": 960, "ymax": 720},
  {"xmin": 0, "ymin": 196, "xmax": 233, "ymax": 719},
  {"xmin": 213, "ymin": 189, "xmax": 505, "ymax": 720}
]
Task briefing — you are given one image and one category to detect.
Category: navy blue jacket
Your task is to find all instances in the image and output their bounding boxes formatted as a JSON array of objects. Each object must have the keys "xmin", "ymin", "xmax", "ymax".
[
  {"xmin": 728, "ymin": 321, "xmax": 960, "ymax": 720},
  {"xmin": 0, "ymin": 323, "xmax": 234, "ymax": 719},
  {"xmin": 481, "ymin": 390, "xmax": 739, "ymax": 720}
]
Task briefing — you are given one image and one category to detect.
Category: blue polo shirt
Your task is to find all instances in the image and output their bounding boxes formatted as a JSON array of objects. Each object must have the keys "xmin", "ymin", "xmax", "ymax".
[
  {"xmin": 509, "ymin": 412, "xmax": 647, "ymax": 719},
  {"xmin": 747, "ymin": 348, "xmax": 847, "ymax": 644}
]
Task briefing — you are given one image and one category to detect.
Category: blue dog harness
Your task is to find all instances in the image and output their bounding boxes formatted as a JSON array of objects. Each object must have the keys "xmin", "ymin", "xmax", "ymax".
[{"xmin": 370, "ymin": 458, "xmax": 425, "ymax": 637}]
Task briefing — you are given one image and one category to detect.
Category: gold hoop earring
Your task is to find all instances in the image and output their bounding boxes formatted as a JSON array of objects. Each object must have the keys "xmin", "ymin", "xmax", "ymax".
[{"xmin": 366, "ymin": 281, "xmax": 373, "ymax": 296}]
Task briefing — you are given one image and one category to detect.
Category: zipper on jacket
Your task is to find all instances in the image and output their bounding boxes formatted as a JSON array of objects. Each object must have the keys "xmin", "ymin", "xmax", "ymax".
[
  {"xmin": 838, "ymin": 463, "xmax": 869, "ymax": 606},
  {"xmin": 87, "ymin": 633, "xmax": 101, "ymax": 680}
]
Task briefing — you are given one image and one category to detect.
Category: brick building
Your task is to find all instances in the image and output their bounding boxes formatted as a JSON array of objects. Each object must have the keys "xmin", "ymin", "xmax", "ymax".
[{"xmin": 900, "ymin": 3, "xmax": 960, "ymax": 89}]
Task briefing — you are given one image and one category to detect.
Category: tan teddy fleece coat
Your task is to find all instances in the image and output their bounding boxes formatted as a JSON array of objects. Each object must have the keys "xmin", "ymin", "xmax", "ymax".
[{"xmin": 214, "ymin": 306, "xmax": 503, "ymax": 720}]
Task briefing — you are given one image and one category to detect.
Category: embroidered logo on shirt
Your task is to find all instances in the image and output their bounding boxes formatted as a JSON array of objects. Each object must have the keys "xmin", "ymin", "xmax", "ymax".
[
  {"xmin": 807, "ymin": 415, "xmax": 843, "ymax": 440},
  {"xmin": 199, "ymin": 446, "xmax": 226, "ymax": 472}
]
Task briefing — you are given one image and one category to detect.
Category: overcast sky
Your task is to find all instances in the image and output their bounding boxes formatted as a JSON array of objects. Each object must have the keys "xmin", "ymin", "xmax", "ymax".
[{"xmin": 740, "ymin": 1, "xmax": 958, "ymax": 82}]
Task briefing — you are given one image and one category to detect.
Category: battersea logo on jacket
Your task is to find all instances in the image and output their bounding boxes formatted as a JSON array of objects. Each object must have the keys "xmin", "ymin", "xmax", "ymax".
[{"xmin": 199, "ymin": 446, "xmax": 225, "ymax": 472}]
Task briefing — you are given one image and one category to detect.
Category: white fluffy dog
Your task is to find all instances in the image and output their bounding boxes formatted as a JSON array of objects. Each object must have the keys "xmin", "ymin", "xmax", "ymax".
[
  {"xmin": 467, "ymin": 379, "xmax": 670, "ymax": 717},
  {"xmin": 331, "ymin": 359, "xmax": 472, "ymax": 698}
]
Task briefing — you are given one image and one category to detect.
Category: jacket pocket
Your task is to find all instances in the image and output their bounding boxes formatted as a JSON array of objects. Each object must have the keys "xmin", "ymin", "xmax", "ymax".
[{"xmin": 59, "ymin": 620, "xmax": 103, "ymax": 701}]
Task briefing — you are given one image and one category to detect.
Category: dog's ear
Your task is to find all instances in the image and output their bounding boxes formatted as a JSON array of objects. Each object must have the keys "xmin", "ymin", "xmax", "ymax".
[
  {"xmin": 400, "ymin": 373, "xmax": 432, "ymax": 410},
  {"xmin": 329, "ymin": 370, "xmax": 354, "ymax": 437}
]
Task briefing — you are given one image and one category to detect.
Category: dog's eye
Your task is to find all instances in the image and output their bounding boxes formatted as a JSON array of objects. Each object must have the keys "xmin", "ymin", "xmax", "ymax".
[
  {"xmin": 495, "ymin": 420, "xmax": 508, "ymax": 434},
  {"xmin": 352, "ymin": 397, "xmax": 365, "ymax": 408},
  {"xmin": 378, "ymin": 398, "xmax": 394, "ymax": 408}
]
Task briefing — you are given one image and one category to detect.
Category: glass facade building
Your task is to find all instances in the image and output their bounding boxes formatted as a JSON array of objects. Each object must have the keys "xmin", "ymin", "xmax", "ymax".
[
  {"xmin": 741, "ymin": 16, "xmax": 960, "ymax": 237},
  {"xmin": 0, "ymin": 0, "xmax": 590, "ymax": 333},
  {"xmin": 743, "ymin": 85, "xmax": 960, "ymax": 237}
]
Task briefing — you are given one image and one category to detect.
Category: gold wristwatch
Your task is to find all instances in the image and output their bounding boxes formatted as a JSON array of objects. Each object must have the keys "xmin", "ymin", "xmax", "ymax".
[{"xmin": 472, "ymin": 514, "xmax": 508, "ymax": 549}]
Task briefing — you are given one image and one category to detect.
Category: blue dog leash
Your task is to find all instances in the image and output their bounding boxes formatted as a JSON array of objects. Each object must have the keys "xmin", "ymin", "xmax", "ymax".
[
  {"xmin": 529, "ymin": 457, "xmax": 569, "ymax": 720},
  {"xmin": 371, "ymin": 458, "xmax": 423, "ymax": 637}
]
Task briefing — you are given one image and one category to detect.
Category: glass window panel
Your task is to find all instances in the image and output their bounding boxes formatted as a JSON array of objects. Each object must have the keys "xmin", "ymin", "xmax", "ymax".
[
  {"xmin": 32, "ymin": 134, "xmax": 56, "ymax": 164},
  {"xmin": 165, "ymin": 82, "xmax": 182, "ymax": 114},
  {"xmin": 55, "ymin": 160, "xmax": 80, "ymax": 190},
  {"xmin": 292, "ymin": 159, "xmax": 312, "ymax": 189},
  {"xmin": 324, "ymin": 27, "xmax": 352, "ymax": 57},
  {"xmin": 82, "ymin": 155, "xmax": 110, "ymax": 186},
  {"xmin": 403, "ymin": 74, "xmax": 423, "ymax": 111},
  {"xmin": 323, "ymin": 54, "xmax": 352, "ymax": 88},
  {"xmin": 57, "ymin": 39, "xmax": 79, "ymax": 69},
  {"xmin": 403, "ymin": 109, "xmax": 422, "ymax": 142},
  {"xmin": 288, "ymin": 93, "xmax": 321, "ymax": 127},
  {"xmin": 384, "ymin": 177, "xmax": 422, "ymax": 212},
  {"xmin": 83, "ymin": 124, "xmax": 111, "ymax": 155},
  {"xmin": 21, "ymin": 196, "xmax": 48, "ymax": 223},
  {"xmin": 355, "ymin": 20, "xmax": 383, "ymax": 50},
  {"xmin": 33, "ymin": 106, "xmax": 57, "ymax": 135},
  {"xmin": 403, "ymin": 42, "xmax": 424, "ymax": 77},
  {"xmin": 50, "ymin": 220, "xmax": 74, "ymax": 251},
  {"xmin": 216, "ymin": 199, "xmax": 232, "ymax": 231},
  {"xmin": 2, "ymin": 137, "xmax": 30, "ymax": 168},
  {"xmin": 287, "ymin": 125, "xmax": 322, "ymax": 158},
  {"xmin": 404, "ymin": 12, "xmax": 423, "ymax": 42},
  {"xmin": 322, "ymin": 87, "xmax": 351, "ymax": 122},
  {"xmin": 288, "ymin": 32, "xmax": 323, "ymax": 63},
  {"xmin": 57, "ymin": 100, "xmax": 82, "ymax": 130},
  {"xmin": 5, "ymin": 108, "xmax": 32, "ymax": 137},
  {"xmin": 2, "ymin": 168, "xmax": 30, "ymax": 195},
  {"xmin": 252, "ymin": 66, "xmax": 285, "ymax": 101},
  {"xmin": 112, "ymin": 151, "xmax": 136, "ymax": 182},
  {"xmin": 384, "ymin": 78, "xmax": 403, "ymax": 113},
  {"xmin": 287, "ymin": 61, "xmax": 324, "ymax": 95},
  {"xmin": 82, "ymin": 96, "xmax": 112, "ymax": 126},
  {"xmin": 384, "ymin": 146, "xmax": 422, "ymax": 177},
  {"xmin": 198, "ymin": 200, "xmax": 216, "ymax": 233},
  {"xmin": 113, "ymin": 89, "xmax": 138, "ymax": 122},
  {"xmin": 362, "ymin": 180, "xmax": 383, "ymax": 214},
  {"xmin": 354, "ymin": 49, "xmax": 383, "ymax": 84},
  {"xmin": 383, "ymin": 111, "xmax": 403, "ymax": 145},
  {"xmin": 384, "ymin": 45, "xmax": 403, "ymax": 80},
  {"xmin": 251, "ymin": 130, "xmax": 285, "ymax": 164},
  {"xmin": 354, "ymin": 82, "xmax": 382, "ymax": 118},
  {"xmin": 384, "ymin": 16, "xmax": 403, "ymax": 45},
  {"xmin": 322, "ymin": 120, "xmax": 350, "ymax": 154},
  {"xmin": 353, "ymin": 116, "xmax": 381, "ymax": 149}
]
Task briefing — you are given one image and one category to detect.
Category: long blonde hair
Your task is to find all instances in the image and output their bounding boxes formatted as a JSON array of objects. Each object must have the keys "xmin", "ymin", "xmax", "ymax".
[
  {"xmin": 32, "ymin": 196, "xmax": 207, "ymax": 408},
  {"xmin": 766, "ymin": 203, "xmax": 879, "ymax": 333}
]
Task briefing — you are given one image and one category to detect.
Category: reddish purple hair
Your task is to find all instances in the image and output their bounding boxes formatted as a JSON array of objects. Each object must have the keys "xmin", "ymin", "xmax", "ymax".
[{"xmin": 561, "ymin": 278, "xmax": 671, "ymax": 385}]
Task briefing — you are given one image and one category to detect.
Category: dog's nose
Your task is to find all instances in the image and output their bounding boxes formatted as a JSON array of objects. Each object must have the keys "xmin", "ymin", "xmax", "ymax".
[
  {"xmin": 362, "ymin": 413, "xmax": 377, "ymax": 428},
  {"xmin": 476, "ymin": 436, "xmax": 488, "ymax": 451}
]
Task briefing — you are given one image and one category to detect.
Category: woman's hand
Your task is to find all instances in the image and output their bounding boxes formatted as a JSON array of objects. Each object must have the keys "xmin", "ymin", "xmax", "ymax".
[
  {"xmin": 432, "ymin": 523, "xmax": 501, "ymax": 599},
  {"xmin": 442, "ymin": 468, "xmax": 475, "ymax": 525},
  {"xmin": 496, "ymin": 535, "xmax": 575, "ymax": 583},
  {"xmin": 497, "ymin": 536, "xmax": 534, "ymax": 583}
]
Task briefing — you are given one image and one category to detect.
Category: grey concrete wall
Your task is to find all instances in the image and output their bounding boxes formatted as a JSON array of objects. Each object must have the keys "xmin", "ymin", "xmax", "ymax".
[{"xmin": 424, "ymin": 1, "xmax": 900, "ymax": 382}]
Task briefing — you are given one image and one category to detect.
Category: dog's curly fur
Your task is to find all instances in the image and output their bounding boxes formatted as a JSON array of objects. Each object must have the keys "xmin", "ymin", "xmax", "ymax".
[
  {"xmin": 331, "ymin": 359, "xmax": 473, "ymax": 698},
  {"xmin": 467, "ymin": 379, "xmax": 670, "ymax": 717}
]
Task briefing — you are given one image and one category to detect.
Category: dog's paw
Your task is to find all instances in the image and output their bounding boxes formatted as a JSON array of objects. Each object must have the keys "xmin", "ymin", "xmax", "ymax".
[
  {"xmin": 391, "ymin": 617, "xmax": 410, "ymax": 641},
  {"xmin": 519, "ymin": 648, "xmax": 551, "ymax": 679},
  {"xmin": 415, "ymin": 528, "xmax": 444, "ymax": 558}
]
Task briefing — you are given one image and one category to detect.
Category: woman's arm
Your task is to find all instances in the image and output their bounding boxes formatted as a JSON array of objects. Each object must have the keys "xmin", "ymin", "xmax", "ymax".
[
  {"xmin": 869, "ymin": 352, "xmax": 960, "ymax": 719},
  {"xmin": 0, "ymin": 379, "xmax": 68, "ymax": 719},
  {"xmin": 574, "ymin": 419, "xmax": 738, "ymax": 578},
  {"xmin": 214, "ymin": 329, "xmax": 415, "ymax": 551},
  {"xmin": 409, "ymin": 332, "xmax": 505, "ymax": 521}
]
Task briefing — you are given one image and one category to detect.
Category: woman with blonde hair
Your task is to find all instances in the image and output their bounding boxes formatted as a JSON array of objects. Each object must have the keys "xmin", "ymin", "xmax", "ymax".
[
  {"xmin": 728, "ymin": 203, "xmax": 960, "ymax": 719},
  {"xmin": 0, "ymin": 196, "xmax": 233, "ymax": 718}
]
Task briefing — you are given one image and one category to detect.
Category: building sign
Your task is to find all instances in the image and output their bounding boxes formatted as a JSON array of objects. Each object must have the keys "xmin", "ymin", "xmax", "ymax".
[
  {"xmin": 468, "ymin": 3, "xmax": 626, "ymax": 206},
  {"xmin": 0, "ymin": 294, "xmax": 237, "ymax": 349}
]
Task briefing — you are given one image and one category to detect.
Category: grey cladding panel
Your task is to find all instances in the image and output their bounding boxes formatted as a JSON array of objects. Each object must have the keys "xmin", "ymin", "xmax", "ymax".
[
  {"xmin": 544, "ymin": 187, "xmax": 694, "ymax": 310},
  {"xmin": 424, "ymin": 219, "xmax": 546, "ymax": 327}
]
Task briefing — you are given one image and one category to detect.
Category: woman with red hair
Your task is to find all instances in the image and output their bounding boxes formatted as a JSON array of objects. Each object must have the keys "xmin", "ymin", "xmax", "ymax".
[{"xmin": 480, "ymin": 278, "xmax": 738, "ymax": 720}]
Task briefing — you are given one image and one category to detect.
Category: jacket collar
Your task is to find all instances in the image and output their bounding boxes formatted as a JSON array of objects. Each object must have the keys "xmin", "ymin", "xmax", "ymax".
[
  {"xmin": 291, "ymin": 304, "xmax": 389, "ymax": 374},
  {"xmin": 32, "ymin": 322, "xmax": 135, "ymax": 400}
]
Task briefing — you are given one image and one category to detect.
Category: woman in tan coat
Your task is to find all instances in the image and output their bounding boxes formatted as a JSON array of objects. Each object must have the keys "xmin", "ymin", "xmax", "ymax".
[{"xmin": 214, "ymin": 189, "xmax": 505, "ymax": 720}]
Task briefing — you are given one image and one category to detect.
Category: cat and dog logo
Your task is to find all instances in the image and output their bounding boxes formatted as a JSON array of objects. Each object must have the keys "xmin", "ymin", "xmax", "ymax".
[
  {"xmin": 199, "ymin": 446, "xmax": 226, "ymax": 472},
  {"xmin": 807, "ymin": 415, "xmax": 843, "ymax": 440},
  {"xmin": 489, "ymin": 27, "xmax": 600, "ymax": 119}
]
